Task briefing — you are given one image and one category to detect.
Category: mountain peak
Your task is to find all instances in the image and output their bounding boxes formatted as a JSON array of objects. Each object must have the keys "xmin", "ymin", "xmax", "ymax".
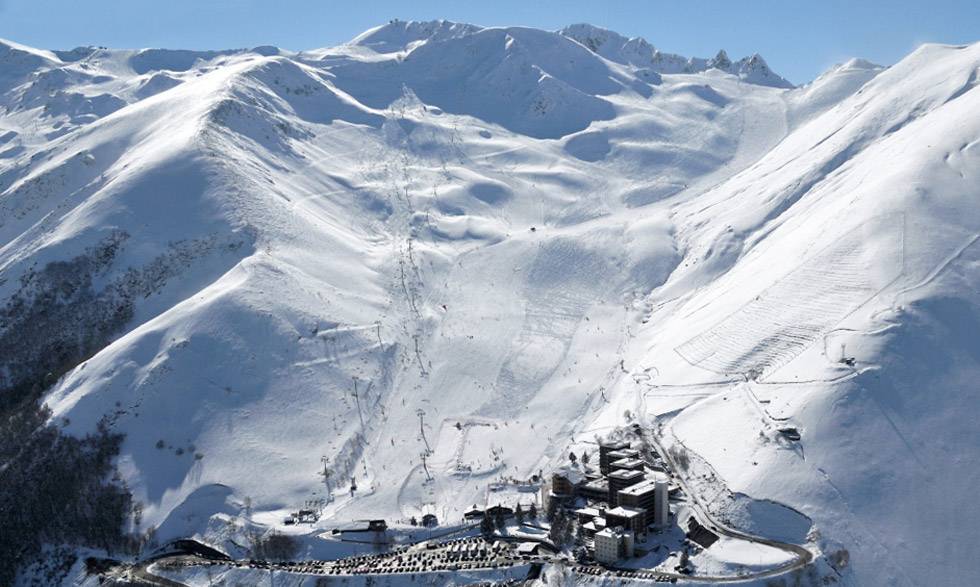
[
  {"xmin": 0, "ymin": 37, "xmax": 64, "ymax": 92},
  {"xmin": 840, "ymin": 57, "xmax": 885, "ymax": 71},
  {"xmin": 348, "ymin": 19, "xmax": 483, "ymax": 53},
  {"xmin": 710, "ymin": 49, "xmax": 732, "ymax": 70}
]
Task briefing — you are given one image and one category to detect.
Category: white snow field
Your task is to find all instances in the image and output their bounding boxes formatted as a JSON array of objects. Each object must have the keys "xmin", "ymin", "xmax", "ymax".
[{"xmin": 1, "ymin": 20, "xmax": 979, "ymax": 586}]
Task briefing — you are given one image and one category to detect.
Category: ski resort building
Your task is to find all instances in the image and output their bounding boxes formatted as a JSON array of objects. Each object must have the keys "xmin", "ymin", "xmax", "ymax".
[
  {"xmin": 548, "ymin": 434, "xmax": 680, "ymax": 566},
  {"xmin": 607, "ymin": 469, "xmax": 645, "ymax": 506},
  {"xmin": 551, "ymin": 465, "xmax": 585, "ymax": 498},
  {"xmin": 598, "ymin": 440, "xmax": 630, "ymax": 474},
  {"xmin": 516, "ymin": 542, "xmax": 547, "ymax": 556},
  {"xmin": 616, "ymin": 472, "xmax": 670, "ymax": 528},
  {"xmin": 485, "ymin": 505, "xmax": 514, "ymax": 518},
  {"xmin": 605, "ymin": 506, "xmax": 646, "ymax": 536},
  {"xmin": 604, "ymin": 448, "xmax": 640, "ymax": 474},
  {"xmin": 594, "ymin": 527, "xmax": 634, "ymax": 564},
  {"xmin": 617, "ymin": 477, "xmax": 657, "ymax": 508}
]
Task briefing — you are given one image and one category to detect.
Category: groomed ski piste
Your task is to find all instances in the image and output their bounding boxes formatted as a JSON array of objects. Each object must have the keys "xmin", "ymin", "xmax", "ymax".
[
  {"xmin": 675, "ymin": 213, "xmax": 906, "ymax": 380},
  {"xmin": 2, "ymin": 19, "xmax": 980, "ymax": 587}
]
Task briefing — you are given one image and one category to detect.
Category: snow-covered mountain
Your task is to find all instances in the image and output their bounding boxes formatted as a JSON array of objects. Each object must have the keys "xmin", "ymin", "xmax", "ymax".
[{"xmin": 1, "ymin": 19, "xmax": 978, "ymax": 586}]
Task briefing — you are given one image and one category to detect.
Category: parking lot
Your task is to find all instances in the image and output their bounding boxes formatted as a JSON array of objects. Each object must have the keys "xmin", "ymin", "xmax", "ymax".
[
  {"xmin": 168, "ymin": 536, "xmax": 550, "ymax": 579},
  {"xmin": 573, "ymin": 565, "xmax": 678, "ymax": 582}
]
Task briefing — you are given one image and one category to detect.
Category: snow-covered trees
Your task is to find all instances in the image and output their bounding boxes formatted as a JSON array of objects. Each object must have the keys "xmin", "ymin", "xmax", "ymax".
[
  {"xmin": 253, "ymin": 531, "xmax": 299, "ymax": 561},
  {"xmin": 545, "ymin": 496, "xmax": 558, "ymax": 523},
  {"xmin": 493, "ymin": 507, "xmax": 506, "ymax": 531},
  {"xmin": 0, "ymin": 407, "xmax": 135, "ymax": 585},
  {"xmin": 548, "ymin": 508, "xmax": 569, "ymax": 547}
]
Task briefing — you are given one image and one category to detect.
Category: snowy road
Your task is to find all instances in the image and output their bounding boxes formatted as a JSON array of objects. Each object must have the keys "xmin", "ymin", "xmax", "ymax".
[{"xmin": 637, "ymin": 423, "xmax": 815, "ymax": 582}]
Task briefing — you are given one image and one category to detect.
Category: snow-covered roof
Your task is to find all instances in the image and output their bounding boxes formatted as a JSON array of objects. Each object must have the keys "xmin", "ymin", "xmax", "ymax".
[
  {"xmin": 553, "ymin": 464, "xmax": 586, "ymax": 485},
  {"xmin": 599, "ymin": 439, "xmax": 630, "ymax": 450},
  {"xmin": 581, "ymin": 477, "xmax": 608, "ymax": 490},
  {"xmin": 606, "ymin": 506, "xmax": 645, "ymax": 519},
  {"xmin": 617, "ymin": 478, "xmax": 658, "ymax": 497},
  {"xmin": 516, "ymin": 542, "xmax": 541, "ymax": 554},
  {"xmin": 606, "ymin": 448, "xmax": 639, "ymax": 460},
  {"xmin": 608, "ymin": 469, "xmax": 645, "ymax": 481},
  {"xmin": 596, "ymin": 526, "xmax": 630, "ymax": 539}
]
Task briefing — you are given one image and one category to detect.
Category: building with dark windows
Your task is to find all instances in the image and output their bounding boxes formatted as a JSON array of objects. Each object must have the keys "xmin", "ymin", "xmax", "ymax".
[
  {"xmin": 605, "ymin": 506, "xmax": 647, "ymax": 536},
  {"xmin": 607, "ymin": 468, "xmax": 645, "ymax": 506},
  {"xmin": 551, "ymin": 464, "xmax": 585, "ymax": 498},
  {"xmin": 598, "ymin": 440, "xmax": 630, "ymax": 474},
  {"xmin": 578, "ymin": 477, "xmax": 609, "ymax": 501},
  {"xmin": 594, "ymin": 527, "xmax": 634, "ymax": 564},
  {"xmin": 617, "ymin": 477, "xmax": 657, "ymax": 516},
  {"xmin": 609, "ymin": 457, "xmax": 645, "ymax": 472}
]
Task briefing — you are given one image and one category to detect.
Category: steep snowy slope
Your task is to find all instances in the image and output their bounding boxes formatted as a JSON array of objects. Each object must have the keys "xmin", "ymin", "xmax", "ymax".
[
  {"xmin": 613, "ymin": 42, "xmax": 980, "ymax": 586},
  {"xmin": 1, "ymin": 20, "xmax": 976, "ymax": 587}
]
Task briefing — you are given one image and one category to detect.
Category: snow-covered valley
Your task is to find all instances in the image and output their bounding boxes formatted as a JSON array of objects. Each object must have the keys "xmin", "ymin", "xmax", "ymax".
[{"xmin": 1, "ymin": 20, "xmax": 979, "ymax": 586}]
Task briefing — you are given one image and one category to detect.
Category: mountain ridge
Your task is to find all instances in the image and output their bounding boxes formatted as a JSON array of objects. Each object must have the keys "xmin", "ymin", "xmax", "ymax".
[{"xmin": 559, "ymin": 22, "xmax": 795, "ymax": 88}]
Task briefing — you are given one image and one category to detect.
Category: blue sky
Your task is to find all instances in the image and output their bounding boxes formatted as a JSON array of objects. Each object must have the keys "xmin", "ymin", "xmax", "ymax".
[{"xmin": 1, "ymin": 0, "xmax": 978, "ymax": 84}]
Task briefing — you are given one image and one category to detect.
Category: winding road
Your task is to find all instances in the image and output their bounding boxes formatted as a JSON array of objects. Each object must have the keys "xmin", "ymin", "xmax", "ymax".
[{"xmin": 633, "ymin": 420, "xmax": 815, "ymax": 583}]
